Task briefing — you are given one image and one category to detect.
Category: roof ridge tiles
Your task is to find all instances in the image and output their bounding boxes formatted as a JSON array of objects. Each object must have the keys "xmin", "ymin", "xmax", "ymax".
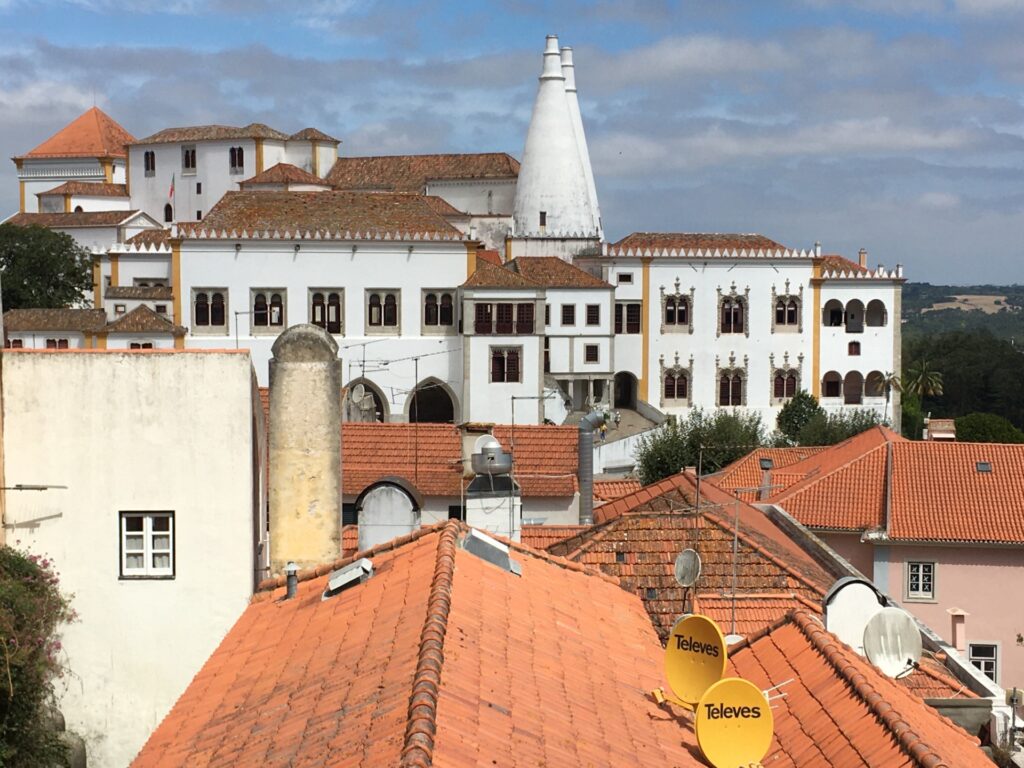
[
  {"xmin": 486, "ymin": 529, "xmax": 621, "ymax": 585},
  {"xmin": 790, "ymin": 609, "xmax": 967, "ymax": 768},
  {"xmin": 400, "ymin": 519, "xmax": 461, "ymax": 767}
]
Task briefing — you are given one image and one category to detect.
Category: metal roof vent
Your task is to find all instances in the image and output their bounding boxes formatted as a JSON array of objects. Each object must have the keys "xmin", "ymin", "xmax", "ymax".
[
  {"xmin": 321, "ymin": 557, "xmax": 373, "ymax": 601},
  {"xmin": 462, "ymin": 528, "xmax": 522, "ymax": 576},
  {"xmin": 976, "ymin": 461, "xmax": 993, "ymax": 473}
]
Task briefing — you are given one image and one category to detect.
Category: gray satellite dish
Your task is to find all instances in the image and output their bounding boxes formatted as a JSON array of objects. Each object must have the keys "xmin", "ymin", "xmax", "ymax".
[
  {"xmin": 351, "ymin": 383, "xmax": 366, "ymax": 402},
  {"xmin": 674, "ymin": 549, "xmax": 702, "ymax": 588},
  {"xmin": 863, "ymin": 607, "xmax": 922, "ymax": 678}
]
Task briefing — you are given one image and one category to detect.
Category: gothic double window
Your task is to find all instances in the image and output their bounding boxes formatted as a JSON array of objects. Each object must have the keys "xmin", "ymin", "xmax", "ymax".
[
  {"xmin": 717, "ymin": 284, "xmax": 750, "ymax": 337},
  {"xmin": 252, "ymin": 290, "xmax": 285, "ymax": 332},
  {"xmin": 770, "ymin": 353, "xmax": 803, "ymax": 402},
  {"xmin": 660, "ymin": 353, "xmax": 692, "ymax": 407},
  {"xmin": 193, "ymin": 289, "xmax": 227, "ymax": 332},
  {"xmin": 423, "ymin": 291, "xmax": 455, "ymax": 331},
  {"xmin": 661, "ymin": 281, "xmax": 694, "ymax": 334},
  {"xmin": 717, "ymin": 353, "xmax": 748, "ymax": 406},
  {"xmin": 310, "ymin": 290, "xmax": 343, "ymax": 335},
  {"xmin": 367, "ymin": 290, "xmax": 400, "ymax": 333},
  {"xmin": 771, "ymin": 282, "xmax": 803, "ymax": 333}
]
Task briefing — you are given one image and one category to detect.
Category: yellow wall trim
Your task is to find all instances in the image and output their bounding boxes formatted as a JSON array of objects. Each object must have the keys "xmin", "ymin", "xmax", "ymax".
[
  {"xmin": 125, "ymin": 153, "xmax": 131, "ymax": 196},
  {"xmin": 92, "ymin": 257, "xmax": 102, "ymax": 308},
  {"xmin": 63, "ymin": 194, "xmax": 71, "ymax": 213},
  {"xmin": 640, "ymin": 257, "xmax": 652, "ymax": 402},
  {"xmin": 174, "ymin": 336, "xmax": 185, "ymax": 350},
  {"xmin": 465, "ymin": 242, "xmax": 478, "ymax": 278},
  {"xmin": 110, "ymin": 254, "xmax": 119, "ymax": 287},
  {"xmin": 100, "ymin": 159, "xmax": 113, "ymax": 183},
  {"xmin": 18, "ymin": 182, "xmax": 25, "ymax": 213},
  {"xmin": 96, "ymin": 333, "xmax": 107, "ymax": 350},
  {"xmin": 255, "ymin": 139, "xmax": 265, "ymax": 174},
  {"xmin": 811, "ymin": 262, "xmax": 822, "ymax": 398},
  {"xmin": 171, "ymin": 241, "xmax": 182, "ymax": 328}
]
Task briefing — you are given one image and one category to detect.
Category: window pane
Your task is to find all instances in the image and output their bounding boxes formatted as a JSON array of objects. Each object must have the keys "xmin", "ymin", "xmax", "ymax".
[
  {"xmin": 125, "ymin": 517, "xmax": 144, "ymax": 532},
  {"xmin": 211, "ymin": 294, "xmax": 225, "ymax": 326},
  {"xmin": 126, "ymin": 553, "xmax": 144, "ymax": 570},
  {"xmin": 152, "ymin": 535, "xmax": 171, "ymax": 550},
  {"xmin": 152, "ymin": 516, "xmax": 170, "ymax": 532},
  {"xmin": 152, "ymin": 553, "xmax": 171, "ymax": 569}
]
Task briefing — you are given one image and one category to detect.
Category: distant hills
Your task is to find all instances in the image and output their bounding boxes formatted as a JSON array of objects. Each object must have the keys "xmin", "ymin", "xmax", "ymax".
[{"xmin": 902, "ymin": 283, "xmax": 1024, "ymax": 342}]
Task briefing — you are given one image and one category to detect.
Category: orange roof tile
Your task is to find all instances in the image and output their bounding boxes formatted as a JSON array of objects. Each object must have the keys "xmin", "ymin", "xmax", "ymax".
[
  {"xmin": 714, "ymin": 446, "xmax": 828, "ymax": 501},
  {"xmin": 104, "ymin": 305, "xmax": 185, "ymax": 336},
  {"xmin": 37, "ymin": 181, "xmax": 128, "ymax": 198},
  {"xmin": 821, "ymin": 253, "xmax": 870, "ymax": 275},
  {"xmin": 727, "ymin": 611, "xmax": 989, "ymax": 767},
  {"xmin": 134, "ymin": 122, "xmax": 289, "ymax": 144},
  {"xmin": 612, "ymin": 232, "xmax": 788, "ymax": 253},
  {"xmin": 125, "ymin": 229, "xmax": 171, "ymax": 248},
  {"xmin": 131, "ymin": 522, "xmax": 705, "ymax": 768},
  {"xmin": 476, "ymin": 248, "xmax": 502, "ymax": 266},
  {"xmin": 693, "ymin": 592, "xmax": 821, "ymax": 636},
  {"xmin": 593, "ymin": 478, "xmax": 642, "ymax": 501},
  {"xmin": 342, "ymin": 422, "xmax": 463, "ymax": 497},
  {"xmin": 422, "ymin": 195, "xmax": 467, "ymax": 217},
  {"xmin": 507, "ymin": 256, "xmax": 612, "ymax": 288},
  {"xmin": 461, "ymin": 259, "xmax": 539, "ymax": 288},
  {"xmin": 3, "ymin": 308, "xmax": 107, "ymax": 333},
  {"xmin": 237, "ymin": 162, "xmax": 330, "ymax": 189},
  {"xmin": 6, "ymin": 210, "xmax": 142, "ymax": 228},
  {"xmin": 519, "ymin": 524, "xmax": 590, "ymax": 550},
  {"xmin": 19, "ymin": 107, "xmax": 134, "ymax": 159},
  {"xmin": 492, "ymin": 424, "xmax": 579, "ymax": 496},
  {"xmin": 288, "ymin": 127, "xmax": 340, "ymax": 143},
  {"xmin": 104, "ymin": 285, "xmax": 173, "ymax": 300},
  {"xmin": 327, "ymin": 153, "xmax": 520, "ymax": 192}
]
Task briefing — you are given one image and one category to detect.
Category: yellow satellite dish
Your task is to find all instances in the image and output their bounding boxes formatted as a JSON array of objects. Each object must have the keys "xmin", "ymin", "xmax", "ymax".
[
  {"xmin": 695, "ymin": 677, "xmax": 774, "ymax": 768},
  {"xmin": 664, "ymin": 614, "xmax": 727, "ymax": 704}
]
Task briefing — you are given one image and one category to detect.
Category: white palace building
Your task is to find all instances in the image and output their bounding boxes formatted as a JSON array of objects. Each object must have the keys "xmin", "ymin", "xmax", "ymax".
[{"xmin": 5, "ymin": 34, "xmax": 903, "ymax": 431}]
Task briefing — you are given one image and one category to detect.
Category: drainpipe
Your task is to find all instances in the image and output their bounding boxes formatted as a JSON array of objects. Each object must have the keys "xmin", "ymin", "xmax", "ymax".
[
  {"xmin": 285, "ymin": 561, "xmax": 298, "ymax": 600},
  {"xmin": 578, "ymin": 411, "xmax": 606, "ymax": 525}
]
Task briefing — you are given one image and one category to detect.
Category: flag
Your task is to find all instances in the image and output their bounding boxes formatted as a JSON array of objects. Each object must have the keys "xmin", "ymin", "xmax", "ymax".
[{"xmin": 168, "ymin": 173, "xmax": 175, "ymax": 200}]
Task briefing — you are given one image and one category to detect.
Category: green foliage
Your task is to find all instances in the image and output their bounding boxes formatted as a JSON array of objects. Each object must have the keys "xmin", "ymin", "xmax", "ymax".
[
  {"xmin": 901, "ymin": 392, "xmax": 925, "ymax": 440},
  {"xmin": 634, "ymin": 408, "xmax": 766, "ymax": 485},
  {"xmin": 954, "ymin": 413, "xmax": 1024, "ymax": 444},
  {"xmin": 902, "ymin": 359, "xmax": 943, "ymax": 398},
  {"xmin": 0, "ymin": 547, "xmax": 74, "ymax": 767},
  {"xmin": 795, "ymin": 409, "xmax": 881, "ymax": 446},
  {"xmin": 0, "ymin": 224, "xmax": 93, "ymax": 311},
  {"xmin": 776, "ymin": 391, "xmax": 823, "ymax": 442}
]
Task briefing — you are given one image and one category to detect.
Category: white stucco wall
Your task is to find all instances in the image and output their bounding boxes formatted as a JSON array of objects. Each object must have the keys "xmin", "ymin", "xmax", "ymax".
[
  {"xmin": 5, "ymin": 332, "xmax": 88, "ymax": 349},
  {"xmin": 357, "ymin": 484, "xmax": 420, "ymax": 551},
  {"xmin": 426, "ymin": 179, "xmax": 516, "ymax": 216},
  {"xmin": 18, "ymin": 158, "xmax": 106, "ymax": 213},
  {"xmin": 1, "ymin": 350, "xmax": 260, "ymax": 768}
]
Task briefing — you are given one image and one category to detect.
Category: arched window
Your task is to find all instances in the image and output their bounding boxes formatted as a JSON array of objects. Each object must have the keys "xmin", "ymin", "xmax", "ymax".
[
  {"xmin": 823, "ymin": 299, "xmax": 844, "ymax": 327},
  {"xmin": 327, "ymin": 292, "xmax": 342, "ymax": 334},
  {"xmin": 164, "ymin": 204, "xmax": 173, "ymax": 223},
  {"xmin": 774, "ymin": 372, "xmax": 798, "ymax": 399},
  {"xmin": 368, "ymin": 293, "xmax": 382, "ymax": 326},
  {"xmin": 865, "ymin": 371, "xmax": 885, "ymax": 398},
  {"xmin": 229, "ymin": 146, "xmax": 244, "ymax": 173},
  {"xmin": 74, "ymin": 205, "xmax": 83, "ymax": 213},
  {"xmin": 719, "ymin": 373, "xmax": 743, "ymax": 406},
  {"xmin": 866, "ymin": 300, "xmax": 887, "ymax": 327},
  {"xmin": 664, "ymin": 373, "xmax": 688, "ymax": 401},
  {"xmin": 845, "ymin": 299, "xmax": 865, "ymax": 334},
  {"xmin": 665, "ymin": 296, "xmax": 689, "ymax": 326},
  {"xmin": 822, "ymin": 371, "xmax": 842, "ymax": 398},
  {"xmin": 253, "ymin": 293, "xmax": 269, "ymax": 326},
  {"xmin": 210, "ymin": 293, "xmax": 225, "ymax": 326},
  {"xmin": 269, "ymin": 293, "xmax": 284, "ymax": 326},
  {"xmin": 848, "ymin": 341, "xmax": 861, "ymax": 356},
  {"xmin": 844, "ymin": 371, "xmax": 864, "ymax": 404},
  {"xmin": 424, "ymin": 293, "xmax": 439, "ymax": 326},
  {"xmin": 439, "ymin": 293, "xmax": 454, "ymax": 326},
  {"xmin": 383, "ymin": 293, "xmax": 397, "ymax": 326},
  {"xmin": 786, "ymin": 300, "xmax": 798, "ymax": 325},
  {"xmin": 721, "ymin": 299, "xmax": 744, "ymax": 334},
  {"xmin": 194, "ymin": 292, "xmax": 210, "ymax": 326},
  {"xmin": 311, "ymin": 292, "xmax": 326, "ymax": 326},
  {"xmin": 144, "ymin": 150, "xmax": 156, "ymax": 176}
]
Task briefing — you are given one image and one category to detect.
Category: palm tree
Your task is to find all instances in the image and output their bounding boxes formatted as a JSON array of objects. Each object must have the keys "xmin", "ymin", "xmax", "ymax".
[
  {"xmin": 903, "ymin": 360, "xmax": 943, "ymax": 398},
  {"xmin": 881, "ymin": 371, "xmax": 901, "ymax": 423}
]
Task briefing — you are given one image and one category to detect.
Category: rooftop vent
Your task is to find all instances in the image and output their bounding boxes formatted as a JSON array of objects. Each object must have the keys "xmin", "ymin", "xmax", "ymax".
[
  {"xmin": 462, "ymin": 528, "xmax": 521, "ymax": 576},
  {"xmin": 976, "ymin": 461, "xmax": 993, "ymax": 473},
  {"xmin": 321, "ymin": 557, "xmax": 373, "ymax": 600}
]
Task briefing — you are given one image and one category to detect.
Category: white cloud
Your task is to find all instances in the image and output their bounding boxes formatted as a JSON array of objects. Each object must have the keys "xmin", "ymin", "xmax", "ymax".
[{"xmin": 917, "ymin": 191, "xmax": 961, "ymax": 208}]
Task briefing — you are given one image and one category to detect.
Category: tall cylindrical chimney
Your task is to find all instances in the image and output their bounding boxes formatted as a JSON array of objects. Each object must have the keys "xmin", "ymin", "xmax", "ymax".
[
  {"xmin": 577, "ymin": 411, "xmax": 605, "ymax": 525},
  {"xmin": 858, "ymin": 248, "xmax": 868, "ymax": 268}
]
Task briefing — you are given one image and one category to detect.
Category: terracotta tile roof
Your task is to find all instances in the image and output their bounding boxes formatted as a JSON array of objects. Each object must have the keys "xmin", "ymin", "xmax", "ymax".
[
  {"xmin": 902, "ymin": 655, "xmax": 979, "ymax": 700},
  {"xmin": 37, "ymin": 181, "xmax": 128, "ymax": 198},
  {"xmin": 288, "ymin": 127, "xmax": 340, "ymax": 143},
  {"xmin": 125, "ymin": 229, "xmax": 171, "ymax": 249},
  {"xmin": 507, "ymin": 256, "xmax": 612, "ymax": 288},
  {"xmin": 327, "ymin": 152, "xmax": 520, "ymax": 192},
  {"xmin": 548, "ymin": 507, "xmax": 833, "ymax": 641},
  {"xmin": 492, "ymin": 424, "xmax": 579, "ymax": 496},
  {"xmin": 104, "ymin": 305, "xmax": 185, "ymax": 336},
  {"xmin": 520, "ymin": 524, "xmax": 590, "ymax": 550},
  {"xmin": 133, "ymin": 122, "xmax": 289, "ymax": 145},
  {"xmin": 612, "ymin": 232, "xmax": 788, "ymax": 253},
  {"xmin": 18, "ymin": 107, "xmax": 134, "ymax": 159},
  {"xmin": 342, "ymin": 422, "xmax": 464, "ymax": 497},
  {"xmin": 593, "ymin": 478, "xmax": 642, "ymax": 501},
  {"xmin": 889, "ymin": 442, "xmax": 1024, "ymax": 543},
  {"xmin": 179, "ymin": 191, "xmax": 463, "ymax": 240},
  {"xmin": 461, "ymin": 259, "xmax": 539, "ymax": 289},
  {"xmin": 728, "ymin": 610, "xmax": 989, "ymax": 767},
  {"xmin": 476, "ymin": 248, "xmax": 502, "ymax": 266},
  {"xmin": 104, "ymin": 285, "xmax": 173, "ymax": 300},
  {"xmin": 3, "ymin": 308, "xmax": 106, "ymax": 333},
  {"xmin": 693, "ymin": 592, "xmax": 821, "ymax": 636},
  {"xmin": 237, "ymin": 162, "xmax": 330, "ymax": 189},
  {"xmin": 821, "ymin": 253, "xmax": 870, "ymax": 275},
  {"xmin": 422, "ymin": 195, "xmax": 467, "ymax": 217},
  {"xmin": 131, "ymin": 521, "xmax": 705, "ymax": 768},
  {"xmin": 714, "ymin": 446, "xmax": 829, "ymax": 501},
  {"xmin": 340, "ymin": 523, "xmax": 358, "ymax": 558},
  {"xmin": 6, "ymin": 210, "xmax": 141, "ymax": 228}
]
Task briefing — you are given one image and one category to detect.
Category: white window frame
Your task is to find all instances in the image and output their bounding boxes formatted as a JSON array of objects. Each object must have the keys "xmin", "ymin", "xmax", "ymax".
[
  {"xmin": 191, "ymin": 288, "xmax": 229, "ymax": 335},
  {"xmin": 968, "ymin": 643, "xmax": 998, "ymax": 683},
  {"xmin": 250, "ymin": 288, "xmax": 287, "ymax": 335},
  {"xmin": 905, "ymin": 561, "xmax": 936, "ymax": 601},
  {"xmin": 366, "ymin": 289, "xmax": 401, "ymax": 335},
  {"xmin": 616, "ymin": 272, "xmax": 634, "ymax": 284},
  {"xmin": 309, "ymin": 288, "xmax": 345, "ymax": 335},
  {"xmin": 120, "ymin": 511, "xmax": 175, "ymax": 579},
  {"xmin": 490, "ymin": 346, "xmax": 522, "ymax": 383},
  {"xmin": 583, "ymin": 343, "xmax": 600, "ymax": 364},
  {"xmin": 182, "ymin": 144, "xmax": 197, "ymax": 175}
]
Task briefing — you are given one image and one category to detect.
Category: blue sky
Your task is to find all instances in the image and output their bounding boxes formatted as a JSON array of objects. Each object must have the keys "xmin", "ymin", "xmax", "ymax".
[{"xmin": 3, "ymin": 0, "xmax": 1024, "ymax": 283}]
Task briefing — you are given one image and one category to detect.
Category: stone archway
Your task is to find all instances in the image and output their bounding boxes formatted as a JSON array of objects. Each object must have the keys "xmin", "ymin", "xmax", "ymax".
[{"xmin": 407, "ymin": 378, "xmax": 459, "ymax": 424}]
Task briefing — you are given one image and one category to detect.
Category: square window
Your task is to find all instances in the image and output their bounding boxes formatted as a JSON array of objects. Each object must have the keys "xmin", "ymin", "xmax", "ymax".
[
  {"xmin": 561, "ymin": 304, "xmax": 576, "ymax": 326},
  {"xmin": 192, "ymin": 289, "xmax": 228, "ymax": 333},
  {"xmin": 584, "ymin": 344, "xmax": 599, "ymax": 363},
  {"xmin": 490, "ymin": 347, "xmax": 521, "ymax": 383},
  {"xmin": 586, "ymin": 304, "xmax": 600, "ymax": 326},
  {"xmin": 115, "ymin": 304, "xmax": 126, "ymax": 316},
  {"xmin": 155, "ymin": 304, "xmax": 167, "ymax": 315},
  {"xmin": 310, "ymin": 289, "xmax": 344, "ymax": 335},
  {"xmin": 969, "ymin": 643, "xmax": 998, "ymax": 682},
  {"xmin": 616, "ymin": 273, "xmax": 633, "ymax": 284},
  {"xmin": 120, "ymin": 512, "xmax": 174, "ymax": 578},
  {"xmin": 906, "ymin": 561, "xmax": 935, "ymax": 600}
]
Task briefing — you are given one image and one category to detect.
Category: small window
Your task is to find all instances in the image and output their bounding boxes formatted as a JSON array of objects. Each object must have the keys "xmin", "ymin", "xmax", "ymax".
[
  {"xmin": 586, "ymin": 304, "xmax": 600, "ymax": 326},
  {"xmin": 45, "ymin": 338, "xmax": 69, "ymax": 350},
  {"xmin": 849, "ymin": 341, "xmax": 861, "ymax": 356},
  {"xmin": 367, "ymin": 291, "xmax": 399, "ymax": 332},
  {"xmin": 144, "ymin": 150, "xmax": 156, "ymax": 176},
  {"xmin": 115, "ymin": 304, "xmax": 126, "ymax": 316},
  {"xmin": 447, "ymin": 505, "xmax": 465, "ymax": 521},
  {"xmin": 196, "ymin": 210, "xmax": 202, "ymax": 221},
  {"xmin": 490, "ymin": 347, "xmax": 521, "ymax": 383},
  {"xmin": 561, "ymin": 304, "xmax": 576, "ymax": 326},
  {"xmin": 544, "ymin": 304, "xmax": 550, "ymax": 326},
  {"xmin": 906, "ymin": 561, "xmax": 935, "ymax": 600},
  {"xmin": 584, "ymin": 344, "xmax": 599, "ymax": 363},
  {"xmin": 474, "ymin": 303, "xmax": 493, "ymax": 334},
  {"xmin": 342, "ymin": 503, "xmax": 359, "ymax": 527},
  {"xmin": 163, "ymin": 204, "xmax": 173, "ymax": 223},
  {"xmin": 130, "ymin": 342, "xmax": 154, "ymax": 350},
  {"xmin": 193, "ymin": 290, "xmax": 227, "ymax": 331},
  {"xmin": 120, "ymin": 512, "xmax": 174, "ymax": 578},
  {"xmin": 496, "ymin": 303, "xmax": 514, "ymax": 334},
  {"xmin": 182, "ymin": 145, "xmax": 197, "ymax": 172},
  {"xmin": 7, "ymin": 340, "xmax": 23, "ymax": 349},
  {"xmin": 969, "ymin": 644, "xmax": 998, "ymax": 682},
  {"xmin": 252, "ymin": 290, "xmax": 285, "ymax": 331},
  {"xmin": 976, "ymin": 461, "xmax": 993, "ymax": 473},
  {"xmin": 615, "ymin": 551, "xmax": 625, "ymax": 563},
  {"xmin": 229, "ymin": 146, "xmax": 245, "ymax": 174},
  {"xmin": 74, "ymin": 205, "xmax": 84, "ymax": 213},
  {"xmin": 311, "ymin": 290, "xmax": 343, "ymax": 335},
  {"xmin": 515, "ymin": 303, "xmax": 534, "ymax": 334},
  {"xmin": 539, "ymin": 211, "xmax": 547, "ymax": 228},
  {"xmin": 196, "ymin": 182, "xmax": 202, "ymax": 195},
  {"xmin": 155, "ymin": 304, "xmax": 167, "ymax": 315},
  {"xmin": 616, "ymin": 273, "xmax": 633, "ymax": 284},
  {"xmin": 615, "ymin": 303, "xmax": 642, "ymax": 334}
]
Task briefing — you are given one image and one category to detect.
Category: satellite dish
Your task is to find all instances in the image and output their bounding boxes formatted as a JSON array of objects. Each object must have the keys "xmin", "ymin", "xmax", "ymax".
[
  {"xmin": 351, "ymin": 383, "xmax": 366, "ymax": 402},
  {"xmin": 724, "ymin": 634, "xmax": 744, "ymax": 645},
  {"xmin": 863, "ymin": 607, "xmax": 922, "ymax": 678},
  {"xmin": 664, "ymin": 614, "xmax": 727, "ymax": 705},
  {"xmin": 695, "ymin": 677, "xmax": 774, "ymax": 768},
  {"xmin": 674, "ymin": 549, "xmax": 702, "ymax": 588},
  {"xmin": 823, "ymin": 577, "xmax": 886, "ymax": 656}
]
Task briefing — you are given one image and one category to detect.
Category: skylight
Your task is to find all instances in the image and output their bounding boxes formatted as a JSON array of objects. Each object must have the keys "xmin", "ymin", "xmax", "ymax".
[{"xmin": 976, "ymin": 461, "xmax": 993, "ymax": 473}]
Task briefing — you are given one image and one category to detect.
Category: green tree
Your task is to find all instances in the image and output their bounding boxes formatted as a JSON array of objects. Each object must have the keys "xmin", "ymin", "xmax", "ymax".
[
  {"xmin": 0, "ymin": 546, "xmax": 75, "ymax": 766},
  {"xmin": 634, "ymin": 408, "xmax": 766, "ymax": 485},
  {"xmin": 776, "ymin": 391, "xmax": 823, "ymax": 443},
  {"xmin": 881, "ymin": 372, "xmax": 901, "ymax": 423},
  {"xmin": 903, "ymin": 358, "xmax": 944, "ymax": 398},
  {"xmin": 796, "ymin": 409, "xmax": 881, "ymax": 446},
  {"xmin": 901, "ymin": 391, "xmax": 926, "ymax": 440},
  {"xmin": 954, "ymin": 413, "xmax": 1024, "ymax": 444},
  {"xmin": 0, "ymin": 224, "xmax": 93, "ymax": 311}
]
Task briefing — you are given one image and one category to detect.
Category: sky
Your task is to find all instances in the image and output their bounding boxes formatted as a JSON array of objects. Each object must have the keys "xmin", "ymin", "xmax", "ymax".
[{"xmin": 2, "ymin": 0, "xmax": 1024, "ymax": 284}]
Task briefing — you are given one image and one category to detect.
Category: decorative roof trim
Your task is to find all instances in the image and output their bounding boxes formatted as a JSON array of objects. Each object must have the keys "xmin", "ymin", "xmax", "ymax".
[{"xmin": 172, "ymin": 225, "xmax": 469, "ymax": 242}]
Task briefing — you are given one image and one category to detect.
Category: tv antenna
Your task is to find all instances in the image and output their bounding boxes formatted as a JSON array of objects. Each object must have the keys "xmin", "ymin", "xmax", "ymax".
[{"xmin": 863, "ymin": 607, "xmax": 922, "ymax": 678}]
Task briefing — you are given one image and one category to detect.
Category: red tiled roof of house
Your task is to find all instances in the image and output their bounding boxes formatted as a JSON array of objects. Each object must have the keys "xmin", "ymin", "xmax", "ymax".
[
  {"xmin": 179, "ymin": 191, "xmax": 463, "ymax": 239},
  {"xmin": 476, "ymin": 248, "xmax": 502, "ymax": 266},
  {"xmin": 131, "ymin": 522, "xmax": 705, "ymax": 768},
  {"xmin": 126, "ymin": 229, "xmax": 171, "ymax": 248},
  {"xmin": 3, "ymin": 308, "xmax": 107, "ymax": 333},
  {"xmin": 507, "ymin": 256, "xmax": 612, "ymax": 289},
  {"xmin": 715, "ymin": 446, "xmax": 829, "ymax": 501},
  {"xmin": 104, "ymin": 305, "xmax": 185, "ymax": 336},
  {"xmin": 327, "ymin": 152, "xmax": 520, "ymax": 192},
  {"xmin": 18, "ymin": 107, "xmax": 134, "ymax": 159},
  {"xmin": 612, "ymin": 232, "xmax": 788, "ymax": 253},
  {"xmin": 422, "ymin": 195, "xmax": 467, "ymax": 217},
  {"xmin": 820, "ymin": 253, "xmax": 870, "ymax": 275},
  {"xmin": 727, "ymin": 610, "xmax": 989, "ymax": 767},
  {"xmin": 37, "ymin": 181, "xmax": 128, "ymax": 198},
  {"xmin": 288, "ymin": 127, "xmax": 340, "ymax": 143},
  {"xmin": 693, "ymin": 592, "xmax": 821, "ymax": 636},
  {"xmin": 104, "ymin": 285, "xmax": 173, "ymax": 300},
  {"xmin": 237, "ymin": 162, "xmax": 330, "ymax": 188},
  {"xmin": 461, "ymin": 259, "xmax": 540, "ymax": 289},
  {"xmin": 593, "ymin": 478, "xmax": 642, "ymax": 501},
  {"xmin": 492, "ymin": 424, "xmax": 579, "ymax": 496},
  {"xmin": 342, "ymin": 422, "xmax": 464, "ymax": 497},
  {"xmin": 6, "ymin": 210, "xmax": 141, "ymax": 228},
  {"xmin": 340, "ymin": 523, "xmax": 358, "ymax": 558},
  {"xmin": 519, "ymin": 524, "xmax": 590, "ymax": 550},
  {"xmin": 134, "ymin": 122, "xmax": 289, "ymax": 145}
]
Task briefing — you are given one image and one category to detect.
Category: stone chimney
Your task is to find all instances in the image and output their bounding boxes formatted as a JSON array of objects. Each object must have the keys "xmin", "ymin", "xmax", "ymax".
[
  {"xmin": 268, "ymin": 324, "xmax": 342, "ymax": 575},
  {"xmin": 560, "ymin": 46, "xmax": 602, "ymax": 239},
  {"xmin": 512, "ymin": 35, "xmax": 596, "ymax": 240},
  {"xmin": 858, "ymin": 248, "xmax": 868, "ymax": 268}
]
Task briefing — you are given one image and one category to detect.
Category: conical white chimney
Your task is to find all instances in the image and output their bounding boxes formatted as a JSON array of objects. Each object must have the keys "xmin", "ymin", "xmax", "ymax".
[
  {"xmin": 561, "ymin": 46, "xmax": 602, "ymax": 239},
  {"xmin": 513, "ymin": 35, "xmax": 596, "ymax": 239}
]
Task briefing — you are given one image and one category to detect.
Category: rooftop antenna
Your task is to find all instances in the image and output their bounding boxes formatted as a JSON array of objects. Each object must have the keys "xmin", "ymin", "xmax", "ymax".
[{"xmin": 863, "ymin": 607, "xmax": 922, "ymax": 678}]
